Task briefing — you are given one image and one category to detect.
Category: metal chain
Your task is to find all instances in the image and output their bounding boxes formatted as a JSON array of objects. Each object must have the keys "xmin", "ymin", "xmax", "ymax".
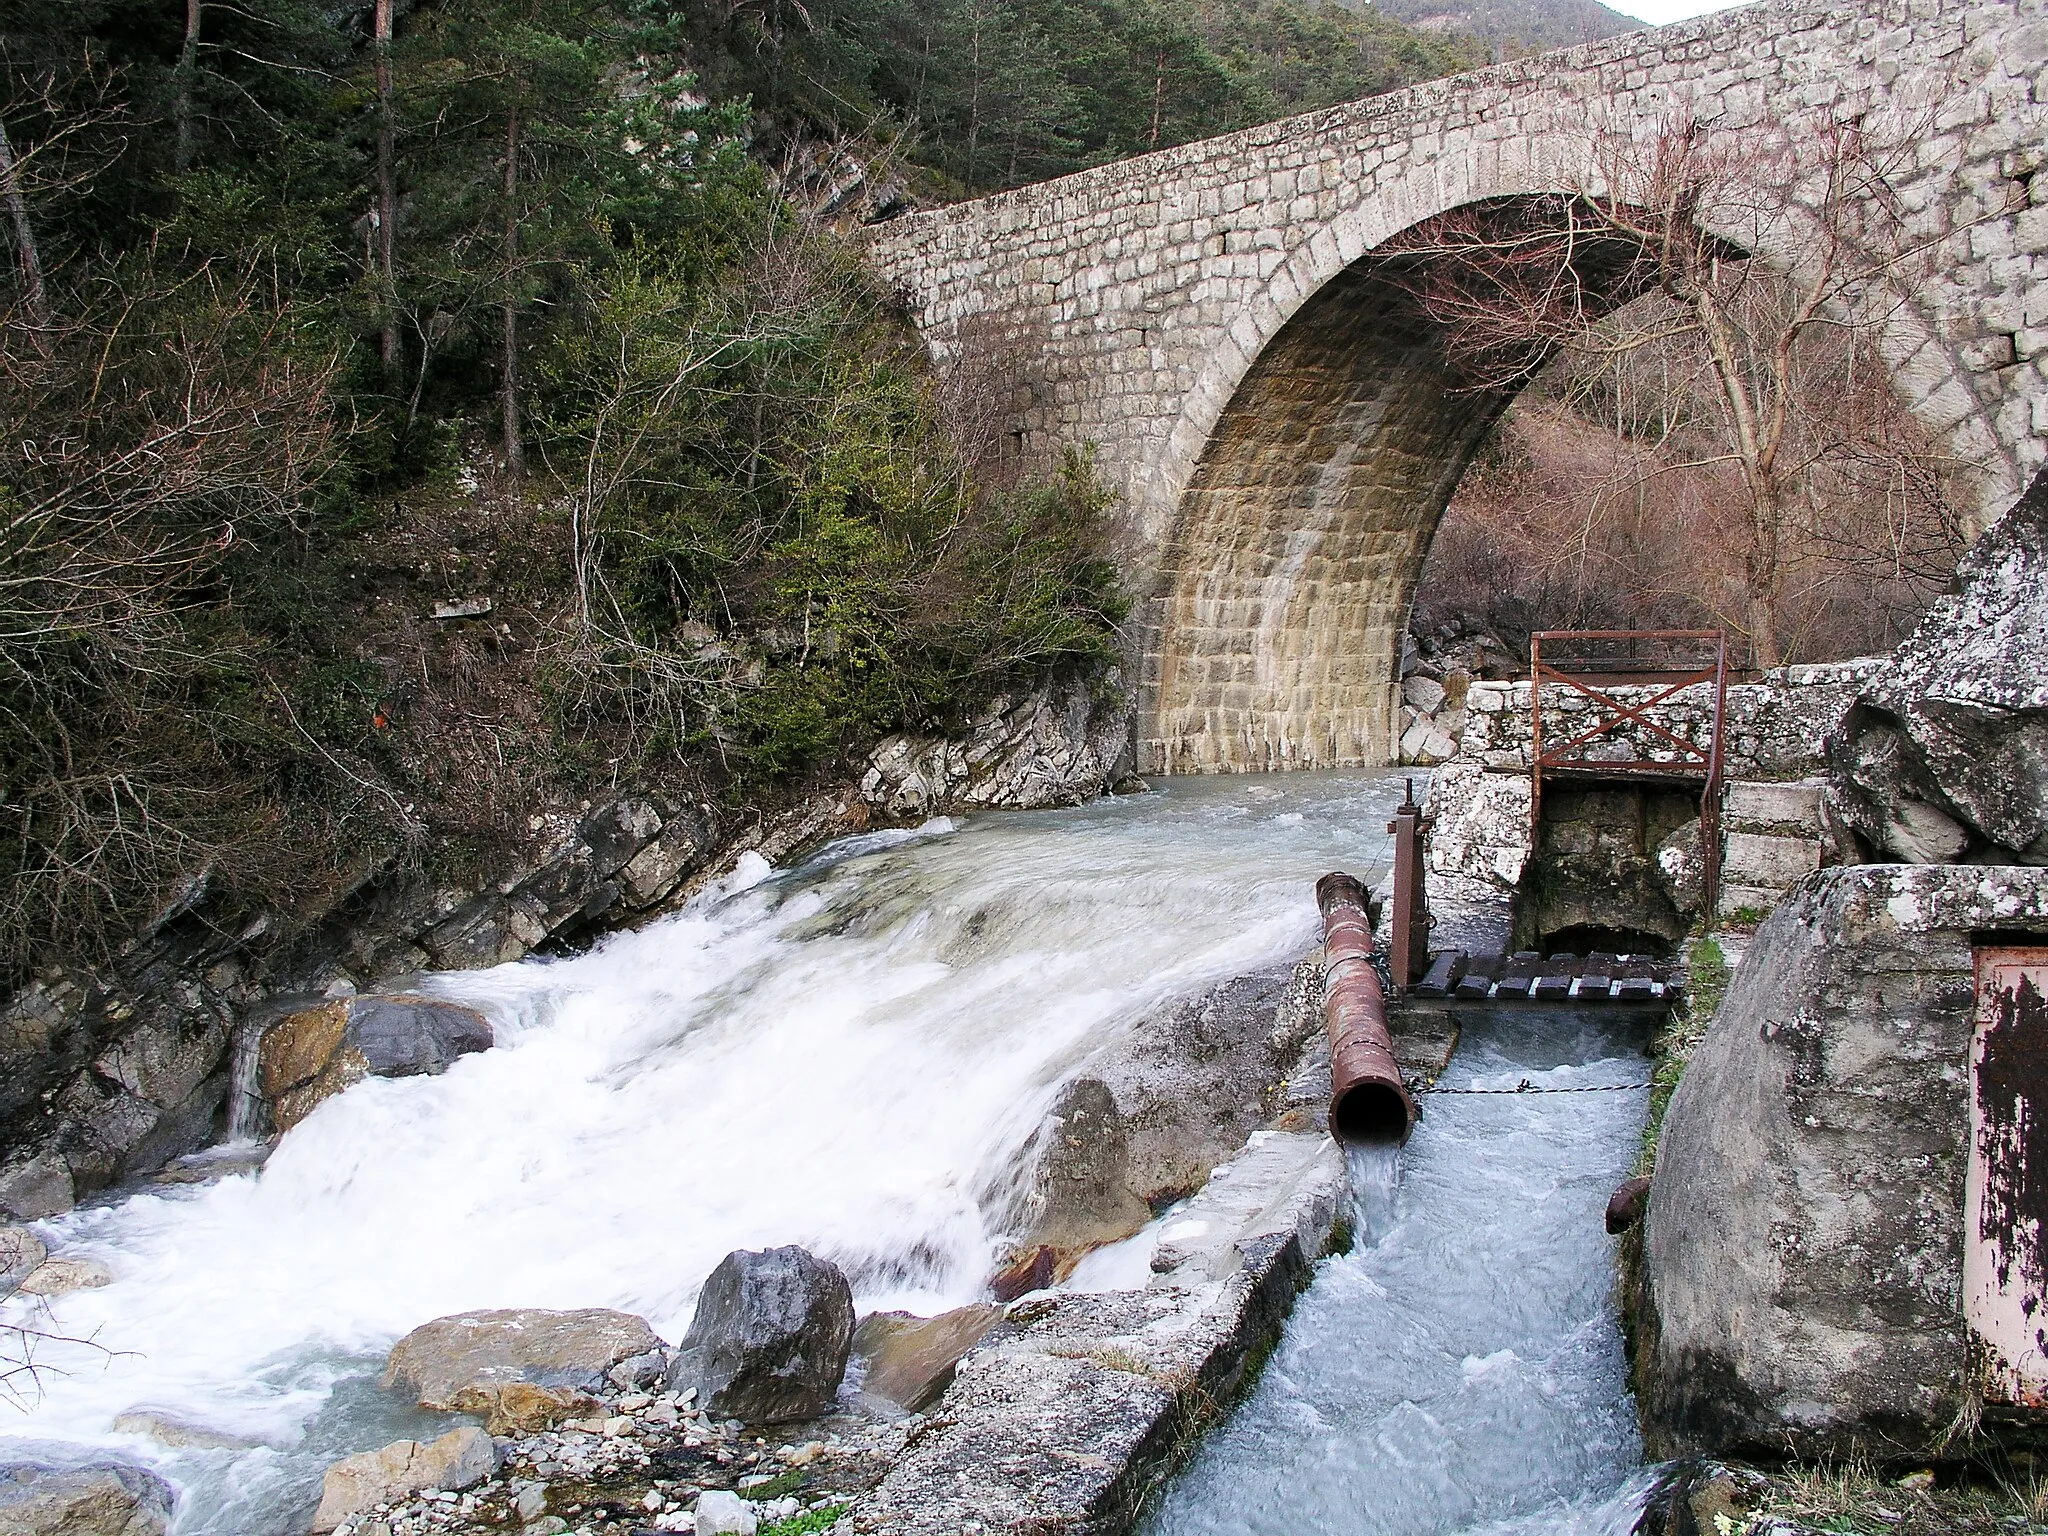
[
  {"xmin": 1414, "ymin": 1080, "xmax": 1653, "ymax": 1095},
  {"xmin": 1369, "ymin": 948, "xmax": 1394, "ymax": 994}
]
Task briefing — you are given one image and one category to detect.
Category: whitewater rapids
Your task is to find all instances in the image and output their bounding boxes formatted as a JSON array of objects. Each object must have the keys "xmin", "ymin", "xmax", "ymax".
[{"xmin": 1, "ymin": 772, "xmax": 1414, "ymax": 1532}]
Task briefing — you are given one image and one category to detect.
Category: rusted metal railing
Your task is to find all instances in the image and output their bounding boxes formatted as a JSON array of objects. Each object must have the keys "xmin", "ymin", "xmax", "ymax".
[{"xmin": 1530, "ymin": 629, "xmax": 1729, "ymax": 917}]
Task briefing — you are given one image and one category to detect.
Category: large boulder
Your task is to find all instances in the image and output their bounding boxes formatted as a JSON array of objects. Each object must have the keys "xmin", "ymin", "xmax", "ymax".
[
  {"xmin": 16, "ymin": 1255, "xmax": 111, "ymax": 1297},
  {"xmin": 382, "ymin": 1307, "xmax": 663, "ymax": 1411},
  {"xmin": 669, "ymin": 1247, "xmax": 855, "ymax": 1424},
  {"xmin": 1830, "ymin": 468, "xmax": 2048, "ymax": 864},
  {"xmin": 110, "ymin": 1411, "xmax": 261, "ymax": 1451},
  {"xmin": 0, "ymin": 1155, "xmax": 74, "ymax": 1224},
  {"xmin": 0, "ymin": 1228, "xmax": 45, "ymax": 1298},
  {"xmin": 0, "ymin": 1459, "xmax": 172, "ymax": 1536},
  {"xmin": 1639, "ymin": 863, "xmax": 2048, "ymax": 1460},
  {"xmin": 1020, "ymin": 1078, "xmax": 1152, "ymax": 1256},
  {"xmin": 259, "ymin": 994, "xmax": 493, "ymax": 1132},
  {"xmin": 988, "ymin": 963, "xmax": 1332, "ymax": 1297},
  {"xmin": 1089, "ymin": 967, "xmax": 1317, "ymax": 1211},
  {"xmin": 310, "ymin": 1426, "xmax": 498, "ymax": 1532}
]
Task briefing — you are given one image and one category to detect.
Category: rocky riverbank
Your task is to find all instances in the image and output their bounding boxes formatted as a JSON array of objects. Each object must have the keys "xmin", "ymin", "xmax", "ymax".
[
  {"xmin": 0, "ymin": 673, "xmax": 1134, "ymax": 1223},
  {"xmin": 1619, "ymin": 470, "xmax": 2048, "ymax": 1468},
  {"xmin": 0, "ymin": 934, "xmax": 1468, "ymax": 1536}
]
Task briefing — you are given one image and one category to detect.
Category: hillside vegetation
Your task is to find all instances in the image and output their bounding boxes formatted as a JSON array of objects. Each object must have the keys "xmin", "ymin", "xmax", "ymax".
[
  {"xmin": 1373, "ymin": 0, "xmax": 1642, "ymax": 59},
  {"xmin": 0, "ymin": 0, "xmax": 1479, "ymax": 987}
]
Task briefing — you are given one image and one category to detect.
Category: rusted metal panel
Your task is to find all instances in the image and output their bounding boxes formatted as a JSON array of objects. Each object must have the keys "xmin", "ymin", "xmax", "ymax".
[
  {"xmin": 1385, "ymin": 779, "xmax": 1430, "ymax": 991},
  {"xmin": 1965, "ymin": 947, "xmax": 2048, "ymax": 1407}
]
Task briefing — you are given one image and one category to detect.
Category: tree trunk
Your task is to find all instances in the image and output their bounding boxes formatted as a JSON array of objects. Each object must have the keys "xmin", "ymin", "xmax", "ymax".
[
  {"xmin": 965, "ymin": 15, "xmax": 982, "ymax": 193},
  {"xmin": 174, "ymin": 0, "xmax": 203, "ymax": 173},
  {"xmin": 501, "ymin": 101, "xmax": 523, "ymax": 478},
  {"xmin": 1149, "ymin": 49, "xmax": 1166, "ymax": 149},
  {"xmin": 1744, "ymin": 486, "xmax": 1786, "ymax": 668},
  {"xmin": 0, "ymin": 118, "xmax": 49, "ymax": 333},
  {"xmin": 374, "ymin": 0, "xmax": 398, "ymax": 367}
]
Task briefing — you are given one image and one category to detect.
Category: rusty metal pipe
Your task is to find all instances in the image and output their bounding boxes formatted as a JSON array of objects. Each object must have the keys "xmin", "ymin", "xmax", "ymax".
[{"xmin": 1316, "ymin": 872, "xmax": 1418, "ymax": 1147}]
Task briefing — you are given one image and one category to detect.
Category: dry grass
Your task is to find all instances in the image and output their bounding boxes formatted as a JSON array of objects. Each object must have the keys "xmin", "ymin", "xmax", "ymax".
[{"xmin": 1736, "ymin": 1457, "xmax": 2048, "ymax": 1535}]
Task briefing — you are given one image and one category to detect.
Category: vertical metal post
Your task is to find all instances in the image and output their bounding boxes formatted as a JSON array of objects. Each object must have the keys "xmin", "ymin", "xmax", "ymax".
[
  {"xmin": 1700, "ymin": 632, "xmax": 1729, "ymax": 923},
  {"xmin": 1529, "ymin": 635, "xmax": 1544, "ymax": 847},
  {"xmin": 1387, "ymin": 778, "xmax": 1429, "ymax": 991}
]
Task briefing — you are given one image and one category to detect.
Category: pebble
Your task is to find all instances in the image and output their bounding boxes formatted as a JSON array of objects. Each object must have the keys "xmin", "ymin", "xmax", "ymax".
[
  {"xmin": 694, "ymin": 1490, "xmax": 757, "ymax": 1535},
  {"xmin": 326, "ymin": 1374, "xmax": 895, "ymax": 1536}
]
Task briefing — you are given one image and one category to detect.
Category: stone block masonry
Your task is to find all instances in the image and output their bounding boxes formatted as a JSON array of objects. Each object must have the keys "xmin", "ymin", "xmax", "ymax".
[
  {"xmin": 870, "ymin": 0, "xmax": 2048, "ymax": 773},
  {"xmin": 1424, "ymin": 664, "xmax": 1870, "ymax": 943}
]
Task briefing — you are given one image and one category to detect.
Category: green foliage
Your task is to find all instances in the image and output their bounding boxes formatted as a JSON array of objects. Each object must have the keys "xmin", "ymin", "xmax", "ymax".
[
  {"xmin": 672, "ymin": 0, "xmax": 1482, "ymax": 194},
  {"xmin": 540, "ymin": 218, "xmax": 1126, "ymax": 789},
  {"xmin": 1687, "ymin": 933, "xmax": 1731, "ymax": 1017},
  {"xmin": 759, "ymin": 1503, "xmax": 850, "ymax": 1536},
  {"xmin": 1635, "ymin": 932, "xmax": 1727, "ymax": 1174}
]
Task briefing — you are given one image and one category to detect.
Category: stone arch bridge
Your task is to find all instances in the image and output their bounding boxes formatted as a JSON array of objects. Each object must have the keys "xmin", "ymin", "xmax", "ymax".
[{"xmin": 867, "ymin": 0, "xmax": 2048, "ymax": 774}]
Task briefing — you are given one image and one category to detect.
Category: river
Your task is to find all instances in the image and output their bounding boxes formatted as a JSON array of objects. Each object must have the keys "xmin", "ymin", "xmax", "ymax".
[{"xmin": 0, "ymin": 770, "xmax": 1651, "ymax": 1535}]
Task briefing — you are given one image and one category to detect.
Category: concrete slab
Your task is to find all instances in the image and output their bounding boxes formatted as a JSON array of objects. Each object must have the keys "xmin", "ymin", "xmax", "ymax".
[
  {"xmin": 1722, "ymin": 779, "xmax": 1827, "ymax": 832},
  {"xmin": 1722, "ymin": 832, "xmax": 1822, "ymax": 889}
]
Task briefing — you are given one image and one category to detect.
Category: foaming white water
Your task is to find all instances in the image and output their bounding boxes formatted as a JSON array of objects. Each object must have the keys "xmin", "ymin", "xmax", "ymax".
[
  {"xmin": 1149, "ymin": 1010, "xmax": 1655, "ymax": 1536},
  {"xmin": 1345, "ymin": 1144, "xmax": 1403, "ymax": 1247},
  {"xmin": 1, "ymin": 773, "xmax": 1411, "ymax": 1533}
]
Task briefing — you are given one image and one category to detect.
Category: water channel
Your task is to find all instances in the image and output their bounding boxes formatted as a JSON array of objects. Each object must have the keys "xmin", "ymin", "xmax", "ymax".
[
  {"xmin": 0, "ymin": 770, "xmax": 1654, "ymax": 1535},
  {"xmin": 1147, "ymin": 1011, "xmax": 1654, "ymax": 1536}
]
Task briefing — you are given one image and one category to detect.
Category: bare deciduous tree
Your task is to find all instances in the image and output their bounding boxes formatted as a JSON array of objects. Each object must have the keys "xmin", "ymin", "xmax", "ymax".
[
  {"xmin": 172, "ymin": 0, "xmax": 204, "ymax": 173},
  {"xmin": 0, "ymin": 117, "xmax": 47, "ymax": 330},
  {"xmin": 0, "ymin": 252, "xmax": 349, "ymax": 977},
  {"xmin": 1385, "ymin": 104, "xmax": 1997, "ymax": 667}
]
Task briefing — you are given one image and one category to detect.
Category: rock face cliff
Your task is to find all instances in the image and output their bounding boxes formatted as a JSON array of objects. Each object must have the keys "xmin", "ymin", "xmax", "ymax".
[
  {"xmin": 1831, "ymin": 467, "xmax": 2048, "ymax": 865},
  {"xmin": 1639, "ymin": 864, "xmax": 2048, "ymax": 1460},
  {"xmin": 857, "ymin": 673, "xmax": 1133, "ymax": 818}
]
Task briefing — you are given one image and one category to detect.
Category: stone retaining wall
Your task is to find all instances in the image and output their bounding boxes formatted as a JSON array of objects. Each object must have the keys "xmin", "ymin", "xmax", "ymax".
[{"xmin": 1424, "ymin": 665, "xmax": 1872, "ymax": 941}]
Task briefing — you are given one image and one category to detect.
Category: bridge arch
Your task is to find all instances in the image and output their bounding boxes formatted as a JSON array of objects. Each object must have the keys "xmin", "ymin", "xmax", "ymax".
[
  {"xmin": 868, "ymin": 0, "xmax": 2048, "ymax": 772},
  {"xmin": 1143, "ymin": 183, "xmax": 1990, "ymax": 772}
]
